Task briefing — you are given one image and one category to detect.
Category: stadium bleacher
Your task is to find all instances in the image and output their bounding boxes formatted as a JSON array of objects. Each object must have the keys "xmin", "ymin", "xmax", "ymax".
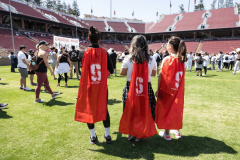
[
  {"xmin": 107, "ymin": 21, "xmax": 129, "ymax": 33},
  {"xmin": 83, "ymin": 20, "xmax": 107, "ymax": 32},
  {"xmin": 127, "ymin": 22, "xmax": 145, "ymax": 33},
  {"xmin": 185, "ymin": 41, "xmax": 199, "ymax": 53},
  {"xmin": 201, "ymin": 39, "xmax": 240, "ymax": 53},
  {"xmin": 149, "ymin": 43, "xmax": 165, "ymax": 51},
  {"xmin": 207, "ymin": 7, "xmax": 239, "ymax": 29},
  {"xmin": 174, "ymin": 11, "xmax": 205, "ymax": 31}
]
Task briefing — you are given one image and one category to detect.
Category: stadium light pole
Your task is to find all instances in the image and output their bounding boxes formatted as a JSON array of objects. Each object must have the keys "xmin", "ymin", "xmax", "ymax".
[
  {"xmin": 9, "ymin": 0, "xmax": 15, "ymax": 53},
  {"xmin": 76, "ymin": 15, "xmax": 77, "ymax": 38},
  {"xmin": 188, "ymin": 0, "xmax": 190, "ymax": 12},
  {"xmin": 110, "ymin": 0, "xmax": 112, "ymax": 19}
]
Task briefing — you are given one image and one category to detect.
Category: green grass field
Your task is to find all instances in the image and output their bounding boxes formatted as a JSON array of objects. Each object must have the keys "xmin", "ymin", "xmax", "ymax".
[{"xmin": 0, "ymin": 63, "xmax": 240, "ymax": 160}]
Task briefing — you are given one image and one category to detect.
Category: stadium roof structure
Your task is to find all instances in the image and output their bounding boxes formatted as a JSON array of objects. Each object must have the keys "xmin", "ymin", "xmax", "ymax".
[{"xmin": 0, "ymin": 0, "xmax": 239, "ymax": 35}]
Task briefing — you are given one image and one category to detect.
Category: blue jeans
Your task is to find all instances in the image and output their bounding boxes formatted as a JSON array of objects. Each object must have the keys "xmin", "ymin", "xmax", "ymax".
[
  {"xmin": 217, "ymin": 61, "xmax": 221, "ymax": 69},
  {"xmin": 212, "ymin": 61, "xmax": 215, "ymax": 70}
]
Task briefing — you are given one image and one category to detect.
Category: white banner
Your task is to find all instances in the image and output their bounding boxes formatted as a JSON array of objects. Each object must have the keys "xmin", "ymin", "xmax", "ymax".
[{"xmin": 53, "ymin": 36, "xmax": 79, "ymax": 51}]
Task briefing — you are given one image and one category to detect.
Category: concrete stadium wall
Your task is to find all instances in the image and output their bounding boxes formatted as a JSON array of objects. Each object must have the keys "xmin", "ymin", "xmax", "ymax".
[{"xmin": 0, "ymin": 57, "xmax": 11, "ymax": 66}]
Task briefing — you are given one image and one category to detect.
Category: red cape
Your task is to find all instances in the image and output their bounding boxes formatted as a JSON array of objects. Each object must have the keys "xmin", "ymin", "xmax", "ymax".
[
  {"xmin": 119, "ymin": 62, "xmax": 157, "ymax": 138},
  {"xmin": 155, "ymin": 55, "xmax": 185, "ymax": 129},
  {"xmin": 75, "ymin": 47, "xmax": 108, "ymax": 123}
]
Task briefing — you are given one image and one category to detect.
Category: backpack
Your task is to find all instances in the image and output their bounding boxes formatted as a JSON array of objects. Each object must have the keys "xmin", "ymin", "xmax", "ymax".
[
  {"xmin": 225, "ymin": 56, "xmax": 228, "ymax": 60},
  {"xmin": 197, "ymin": 57, "xmax": 203, "ymax": 65},
  {"xmin": 70, "ymin": 51, "xmax": 78, "ymax": 62},
  {"xmin": 29, "ymin": 51, "xmax": 43, "ymax": 71}
]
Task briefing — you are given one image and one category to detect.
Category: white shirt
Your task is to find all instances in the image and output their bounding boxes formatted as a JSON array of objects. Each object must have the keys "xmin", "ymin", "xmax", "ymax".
[
  {"xmin": 153, "ymin": 53, "xmax": 160, "ymax": 62},
  {"xmin": 203, "ymin": 55, "xmax": 209, "ymax": 66},
  {"xmin": 223, "ymin": 55, "xmax": 230, "ymax": 63},
  {"xmin": 17, "ymin": 51, "xmax": 27, "ymax": 68},
  {"xmin": 187, "ymin": 54, "xmax": 193, "ymax": 62},
  {"xmin": 121, "ymin": 55, "xmax": 157, "ymax": 82},
  {"xmin": 211, "ymin": 56, "xmax": 216, "ymax": 62},
  {"xmin": 229, "ymin": 55, "xmax": 235, "ymax": 61}
]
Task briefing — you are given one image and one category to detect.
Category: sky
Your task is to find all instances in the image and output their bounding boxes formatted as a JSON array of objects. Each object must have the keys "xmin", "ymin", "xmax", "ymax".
[{"xmin": 64, "ymin": 0, "xmax": 240, "ymax": 22}]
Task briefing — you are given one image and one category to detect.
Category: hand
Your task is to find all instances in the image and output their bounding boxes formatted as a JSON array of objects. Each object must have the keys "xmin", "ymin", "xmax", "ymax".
[
  {"xmin": 51, "ymin": 71, "xmax": 54, "ymax": 76},
  {"xmin": 155, "ymin": 90, "xmax": 158, "ymax": 97}
]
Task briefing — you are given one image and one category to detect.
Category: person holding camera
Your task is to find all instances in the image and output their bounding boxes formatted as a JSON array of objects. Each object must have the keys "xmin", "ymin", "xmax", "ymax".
[{"xmin": 69, "ymin": 46, "xmax": 79, "ymax": 80}]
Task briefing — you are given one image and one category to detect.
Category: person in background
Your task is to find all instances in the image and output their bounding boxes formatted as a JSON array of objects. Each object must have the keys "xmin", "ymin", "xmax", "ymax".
[
  {"xmin": 124, "ymin": 49, "xmax": 129, "ymax": 56},
  {"xmin": 10, "ymin": 51, "xmax": 15, "ymax": 72},
  {"xmin": 109, "ymin": 48, "xmax": 117, "ymax": 77},
  {"xmin": 28, "ymin": 49, "xmax": 36, "ymax": 86},
  {"xmin": 211, "ymin": 54, "xmax": 216, "ymax": 70},
  {"xmin": 55, "ymin": 50, "xmax": 71, "ymax": 87},
  {"xmin": 75, "ymin": 26, "xmax": 114, "ymax": 145},
  {"xmin": 186, "ymin": 52, "xmax": 193, "ymax": 72},
  {"xmin": 17, "ymin": 45, "xmax": 31, "ymax": 91},
  {"xmin": 153, "ymin": 50, "xmax": 161, "ymax": 76},
  {"xmin": 194, "ymin": 53, "xmax": 204, "ymax": 77},
  {"xmin": 202, "ymin": 52, "xmax": 209, "ymax": 76},
  {"xmin": 149, "ymin": 49, "xmax": 154, "ymax": 56},
  {"xmin": 216, "ymin": 51, "xmax": 223, "ymax": 72},
  {"xmin": 49, "ymin": 47, "xmax": 57, "ymax": 80},
  {"xmin": 229, "ymin": 52, "xmax": 235, "ymax": 70},
  {"xmin": 223, "ymin": 53, "xmax": 230, "ymax": 70},
  {"xmin": 120, "ymin": 35, "xmax": 157, "ymax": 142},
  {"xmin": 35, "ymin": 40, "xmax": 60, "ymax": 103},
  {"xmin": 163, "ymin": 50, "xmax": 169, "ymax": 59},
  {"xmin": 155, "ymin": 36, "xmax": 187, "ymax": 141},
  {"xmin": 69, "ymin": 46, "xmax": 79, "ymax": 80},
  {"xmin": 0, "ymin": 78, "xmax": 8, "ymax": 108},
  {"xmin": 233, "ymin": 51, "xmax": 240, "ymax": 75}
]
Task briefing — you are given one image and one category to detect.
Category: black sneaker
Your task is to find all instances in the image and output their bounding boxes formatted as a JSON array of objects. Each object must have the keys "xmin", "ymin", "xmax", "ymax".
[
  {"xmin": 20, "ymin": 87, "xmax": 24, "ymax": 90},
  {"xmin": 90, "ymin": 135, "xmax": 97, "ymax": 145},
  {"xmin": 104, "ymin": 134, "xmax": 112, "ymax": 144}
]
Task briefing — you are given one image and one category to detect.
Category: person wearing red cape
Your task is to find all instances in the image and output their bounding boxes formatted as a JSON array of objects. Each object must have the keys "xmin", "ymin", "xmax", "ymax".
[
  {"xmin": 119, "ymin": 35, "xmax": 158, "ymax": 142},
  {"xmin": 155, "ymin": 36, "xmax": 187, "ymax": 141},
  {"xmin": 75, "ymin": 26, "xmax": 114, "ymax": 144}
]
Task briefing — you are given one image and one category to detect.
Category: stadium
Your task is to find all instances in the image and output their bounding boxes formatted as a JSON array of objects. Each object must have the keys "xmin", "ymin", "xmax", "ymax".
[{"xmin": 0, "ymin": 0, "xmax": 240, "ymax": 65}]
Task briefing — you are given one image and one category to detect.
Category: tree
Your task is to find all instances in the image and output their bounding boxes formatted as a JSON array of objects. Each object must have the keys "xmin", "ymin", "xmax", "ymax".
[
  {"xmin": 72, "ymin": 0, "xmax": 80, "ymax": 16},
  {"xmin": 236, "ymin": 3, "xmax": 240, "ymax": 12},
  {"xmin": 179, "ymin": 4, "xmax": 185, "ymax": 13},
  {"xmin": 211, "ymin": 0, "xmax": 217, "ymax": 9},
  {"xmin": 45, "ymin": 0, "xmax": 54, "ymax": 9},
  {"xmin": 33, "ymin": 0, "xmax": 42, "ymax": 6},
  {"xmin": 225, "ymin": 0, "xmax": 234, "ymax": 7},
  {"xmin": 25, "ymin": 0, "xmax": 33, "ymax": 4},
  {"xmin": 56, "ymin": 0, "xmax": 63, "ymax": 12},
  {"xmin": 218, "ymin": 0, "xmax": 225, "ymax": 8},
  {"xmin": 67, "ymin": 4, "xmax": 73, "ymax": 14},
  {"xmin": 194, "ymin": 0, "xmax": 205, "ymax": 11},
  {"xmin": 62, "ymin": 1, "xmax": 67, "ymax": 13}
]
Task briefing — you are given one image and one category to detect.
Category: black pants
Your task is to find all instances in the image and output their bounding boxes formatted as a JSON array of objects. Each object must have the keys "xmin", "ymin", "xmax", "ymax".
[
  {"xmin": 87, "ymin": 89, "xmax": 110, "ymax": 129},
  {"xmin": 230, "ymin": 61, "xmax": 234, "ymax": 70},
  {"xmin": 203, "ymin": 66, "xmax": 207, "ymax": 74},
  {"xmin": 58, "ymin": 73, "xmax": 67, "ymax": 83},
  {"xmin": 11, "ymin": 63, "xmax": 15, "ymax": 72},
  {"xmin": 224, "ymin": 63, "xmax": 229, "ymax": 69}
]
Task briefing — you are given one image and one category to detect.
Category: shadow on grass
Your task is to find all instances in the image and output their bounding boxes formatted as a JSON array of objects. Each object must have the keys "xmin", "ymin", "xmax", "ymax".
[
  {"xmin": 65, "ymin": 86, "xmax": 79, "ymax": 89},
  {"xmin": 0, "ymin": 83, "xmax": 9, "ymax": 85},
  {"xmin": 0, "ymin": 109, "xmax": 13, "ymax": 119},
  {"xmin": 90, "ymin": 132, "xmax": 237, "ymax": 159},
  {"xmin": 44, "ymin": 98, "xmax": 74, "ymax": 107},
  {"xmin": 201, "ymin": 75, "xmax": 218, "ymax": 78},
  {"xmin": 108, "ymin": 99, "xmax": 122, "ymax": 105}
]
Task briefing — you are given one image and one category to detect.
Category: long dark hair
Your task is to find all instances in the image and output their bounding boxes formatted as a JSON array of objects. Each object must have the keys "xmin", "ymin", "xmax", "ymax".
[
  {"xmin": 88, "ymin": 26, "xmax": 101, "ymax": 44},
  {"xmin": 130, "ymin": 35, "xmax": 149, "ymax": 64},
  {"xmin": 169, "ymin": 36, "xmax": 187, "ymax": 63}
]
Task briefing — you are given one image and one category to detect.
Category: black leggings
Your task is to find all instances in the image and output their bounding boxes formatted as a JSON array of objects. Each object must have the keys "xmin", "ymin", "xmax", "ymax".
[
  {"xmin": 87, "ymin": 89, "xmax": 110, "ymax": 129},
  {"xmin": 203, "ymin": 66, "xmax": 207, "ymax": 74},
  {"xmin": 58, "ymin": 73, "xmax": 67, "ymax": 83},
  {"xmin": 87, "ymin": 109, "xmax": 110, "ymax": 129}
]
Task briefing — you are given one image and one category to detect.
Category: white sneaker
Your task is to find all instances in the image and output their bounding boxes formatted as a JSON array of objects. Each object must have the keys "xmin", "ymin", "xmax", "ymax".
[
  {"xmin": 170, "ymin": 130, "xmax": 182, "ymax": 139},
  {"xmin": 24, "ymin": 86, "xmax": 32, "ymax": 91},
  {"xmin": 159, "ymin": 131, "xmax": 172, "ymax": 141},
  {"xmin": 202, "ymin": 74, "xmax": 206, "ymax": 76}
]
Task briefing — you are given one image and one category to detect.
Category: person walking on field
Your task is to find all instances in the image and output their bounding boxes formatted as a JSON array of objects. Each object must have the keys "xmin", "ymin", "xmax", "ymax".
[
  {"xmin": 55, "ymin": 50, "xmax": 71, "ymax": 87},
  {"xmin": 28, "ymin": 49, "xmax": 36, "ymax": 86},
  {"xmin": 202, "ymin": 52, "xmax": 209, "ymax": 76},
  {"xmin": 194, "ymin": 53, "xmax": 204, "ymax": 76},
  {"xmin": 49, "ymin": 47, "xmax": 57, "ymax": 80},
  {"xmin": 34, "ymin": 41, "xmax": 60, "ymax": 103},
  {"xmin": 119, "ymin": 35, "xmax": 157, "ymax": 142},
  {"xmin": 69, "ymin": 46, "xmax": 79, "ymax": 80},
  {"xmin": 233, "ymin": 51, "xmax": 240, "ymax": 75},
  {"xmin": 229, "ymin": 52, "xmax": 235, "ymax": 70},
  {"xmin": 17, "ymin": 45, "xmax": 32, "ymax": 91},
  {"xmin": 155, "ymin": 36, "xmax": 187, "ymax": 141},
  {"xmin": 109, "ymin": 48, "xmax": 117, "ymax": 76},
  {"xmin": 211, "ymin": 54, "xmax": 216, "ymax": 70},
  {"xmin": 216, "ymin": 51, "xmax": 223, "ymax": 72},
  {"xmin": 75, "ymin": 26, "xmax": 114, "ymax": 145},
  {"xmin": 186, "ymin": 52, "xmax": 193, "ymax": 72}
]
